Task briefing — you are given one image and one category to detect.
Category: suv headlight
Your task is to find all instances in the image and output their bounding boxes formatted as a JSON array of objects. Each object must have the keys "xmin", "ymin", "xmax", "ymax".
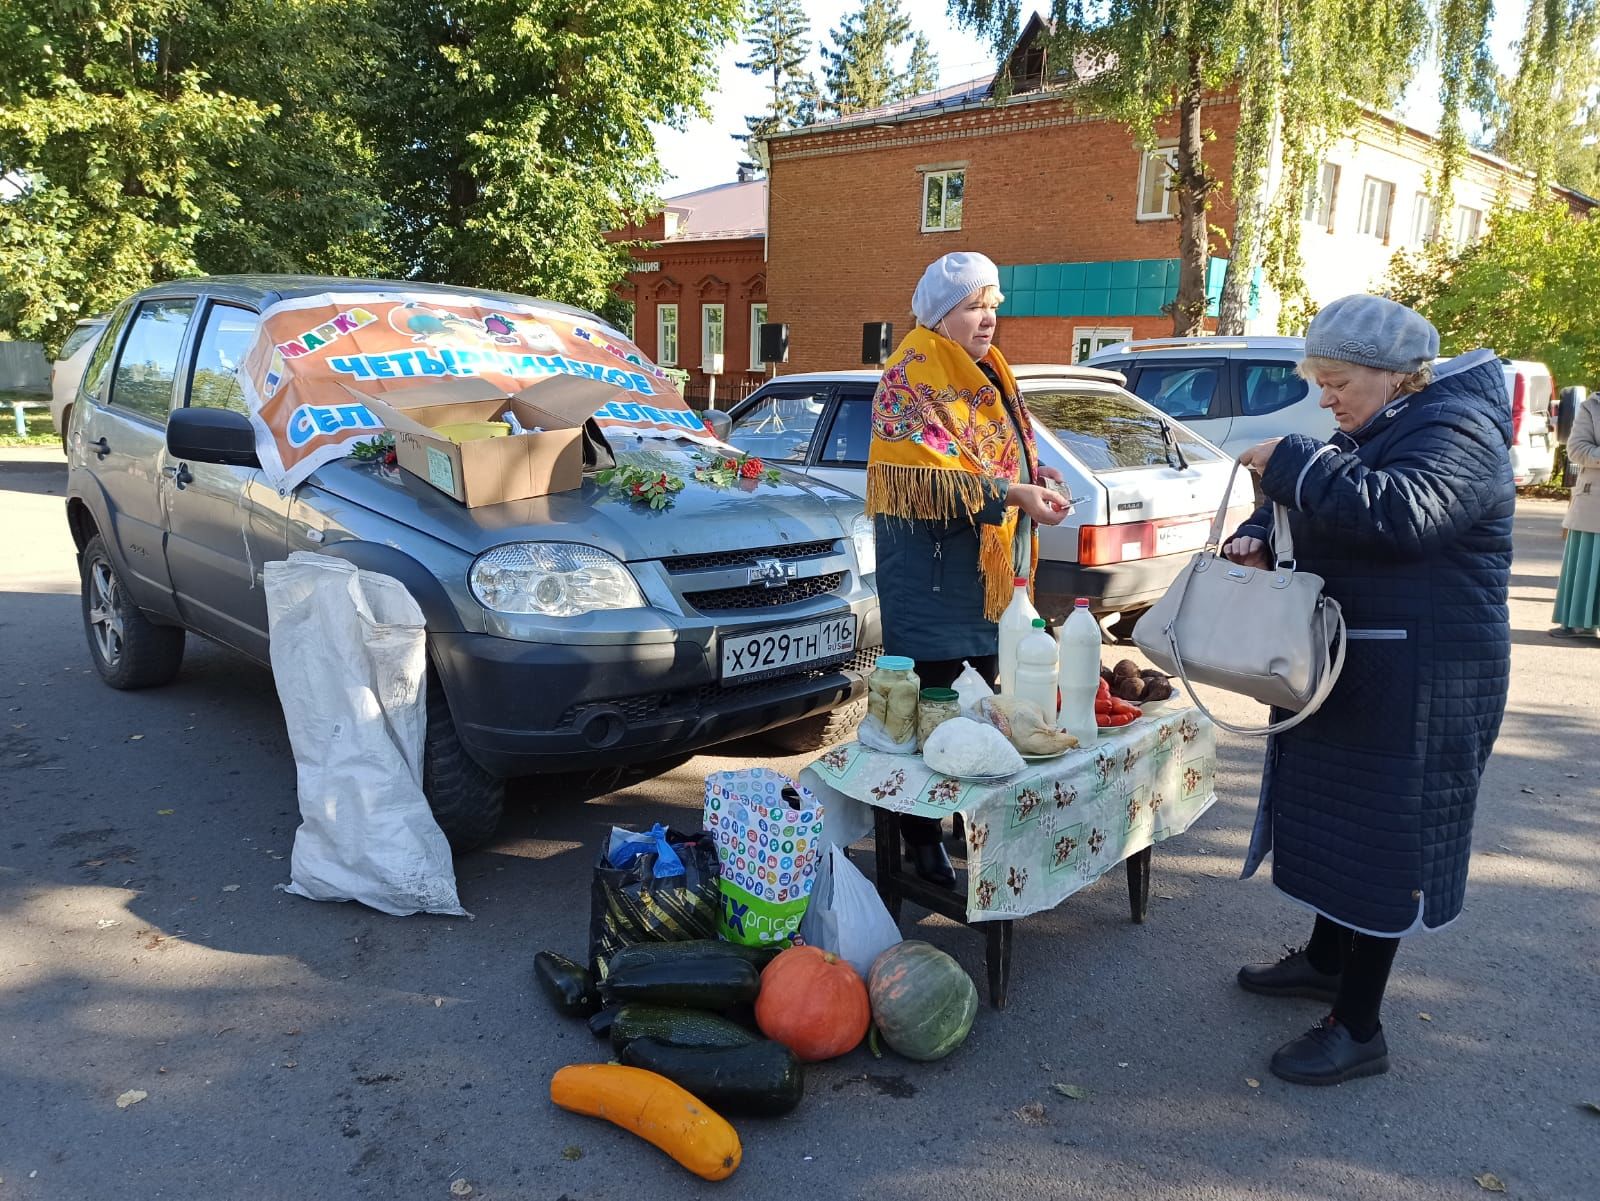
[
  {"xmin": 470, "ymin": 543, "xmax": 645, "ymax": 616},
  {"xmin": 850, "ymin": 513, "xmax": 876, "ymax": 576}
]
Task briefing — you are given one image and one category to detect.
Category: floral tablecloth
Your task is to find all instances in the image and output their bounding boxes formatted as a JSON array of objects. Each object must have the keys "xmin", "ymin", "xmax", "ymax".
[{"xmin": 799, "ymin": 707, "xmax": 1217, "ymax": 922}]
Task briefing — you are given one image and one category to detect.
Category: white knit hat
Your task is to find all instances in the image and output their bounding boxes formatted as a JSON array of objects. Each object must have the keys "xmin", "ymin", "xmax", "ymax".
[{"xmin": 912, "ymin": 252, "xmax": 1001, "ymax": 329}]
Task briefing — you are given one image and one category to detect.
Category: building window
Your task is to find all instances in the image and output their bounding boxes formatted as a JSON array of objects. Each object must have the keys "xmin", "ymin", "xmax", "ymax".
[
  {"xmin": 749, "ymin": 303, "xmax": 768, "ymax": 371},
  {"xmin": 1357, "ymin": 176, "xmax": 1395, "ymax": 241},
  {"xmin": 922, "ymin": 169, "xmax": 964, "ymax": 232},
  {"xmin": 1453, "ymin": 205, "xmax": 1483, "ymax": 246},
  {"xmin": 1137, "ymin": 147, "xmax": 1178, "ymax": 220},
  {"xmin": 1410, "ymin": 193, "xmax": 1438, "ymax": 245},
  {"xmin": 1302, "ymin": 162, "xmax": 1338, "ymax": 230},
  {"xmin": 1073, "ymin": 327, "xmax": 1133, "ymax": 363},
  {"xmin": 657, "ymin": 304, "xmax": 678, "ymax": 366},
  {"xmin": 701, "ymin": 304, "xmax": 725, "ymax": 370}
]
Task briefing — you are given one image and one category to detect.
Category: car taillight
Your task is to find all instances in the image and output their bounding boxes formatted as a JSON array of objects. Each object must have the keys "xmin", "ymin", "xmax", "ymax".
[
  {"xmin": 1511, "ymin": 373, "xmax": 1526, "ymax": 443},
  {"xmin": 1080, "ymin": 522, "xmax": 1154, "ymax": 566}
]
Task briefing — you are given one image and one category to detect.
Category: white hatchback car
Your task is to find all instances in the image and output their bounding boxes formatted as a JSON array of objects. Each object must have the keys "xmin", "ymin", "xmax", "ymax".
[
  {"xmin": 49, "ymin": 316, "xmax": 108, "ymax": 447},
  {"xmin": 717, "ymin": 364, "xmax": 1255, "ymax": 631}
]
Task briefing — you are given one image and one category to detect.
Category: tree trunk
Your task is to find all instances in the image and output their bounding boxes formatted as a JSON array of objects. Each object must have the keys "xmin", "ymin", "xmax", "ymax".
[
  {"xmin": 1170, "ymin": 52, "xmax": 1212, "ymax": 336},
  {"xmin": 1216, "ymin": 76, "xmax": 1275, "ymax": 336}
]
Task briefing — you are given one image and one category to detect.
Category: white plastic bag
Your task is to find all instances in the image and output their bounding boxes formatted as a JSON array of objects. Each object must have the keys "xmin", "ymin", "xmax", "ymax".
[
  {"xmin": 265, "ymin": 553, "xmax": 467, "ymax": 917},
  {"xmin": 857, "ymin": 712, "xmax": 917, "ymax": 754},
  {"xmin": 953, "ymin": 659, "xmax": 995, "ymax": 719},
  {"xmin": 798, "ymin": 844, "xmax": 902, "ymax": 979}
]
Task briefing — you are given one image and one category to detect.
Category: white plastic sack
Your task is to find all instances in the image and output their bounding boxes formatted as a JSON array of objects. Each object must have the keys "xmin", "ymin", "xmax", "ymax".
[
  {"xmin": 953, "ymin": 659, "xmax": 995, "ymax": 720},
  {"xmin": 265, "ymin": 552, "xmax": 468, "ymax": 917},
  {"xmin": 797, "ymin": 844, "xmax": 902, "ymax": 979},
  {"xmin": 857, "ymin": 712, "xmax": 917, "ymax": 754}
]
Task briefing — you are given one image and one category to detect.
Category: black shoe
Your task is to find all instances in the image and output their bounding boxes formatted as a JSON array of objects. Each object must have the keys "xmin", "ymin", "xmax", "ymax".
[
  {"xmin": 905, "ymin": 841, "xmax": 956, "ymax": 889},
  {"xmin": 1237, "ymin": 945, "xmax": 1341, "ymax": 1003},
  {"xmin": 1269, "ymin": 1016, "xmax": 1389, "ymax": 1085}
]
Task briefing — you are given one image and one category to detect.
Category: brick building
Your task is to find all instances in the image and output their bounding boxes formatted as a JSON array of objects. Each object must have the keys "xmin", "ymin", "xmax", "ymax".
[
  {"xmin": 614, "ymin": 179, "xmax": 770, "ymax": 407},
  {"xmin": 759, "ymin": 24, "xmax": 1589, "ymax": 374}
]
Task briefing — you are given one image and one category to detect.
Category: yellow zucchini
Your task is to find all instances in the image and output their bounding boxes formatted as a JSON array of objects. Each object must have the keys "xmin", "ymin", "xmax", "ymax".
[{"xmin": 549, "ymin": 1064, "xmax": 741, "ymax": 1181}]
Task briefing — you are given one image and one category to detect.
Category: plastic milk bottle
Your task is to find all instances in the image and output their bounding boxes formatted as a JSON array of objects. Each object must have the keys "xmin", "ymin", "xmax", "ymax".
[
  {"xmin": 997, "ymin": 576, "xmax": 1040, "ymax": 697},
  {"xmin": 1015, "ymin": 619, "xmax": 1061, "ymax": 726},
  {"xmin": 1058, "ymin": 598, "xmax": 1102, "ymax": 750}
]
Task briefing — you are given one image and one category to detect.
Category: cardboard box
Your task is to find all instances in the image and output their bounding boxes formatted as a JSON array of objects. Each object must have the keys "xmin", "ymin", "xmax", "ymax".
[{"xmin": 352, "ymin": 379, "xmax": 591, "ymax": 506}]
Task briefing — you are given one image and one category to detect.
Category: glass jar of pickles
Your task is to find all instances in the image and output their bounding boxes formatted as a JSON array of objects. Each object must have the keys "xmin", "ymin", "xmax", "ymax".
[
  {"xmin": 916, "ymin": 687, "xmax": 961, "ymax": 751},
  {"xmin": 866, "ymin": 655, "xmax": 921, "ymax": 750}
]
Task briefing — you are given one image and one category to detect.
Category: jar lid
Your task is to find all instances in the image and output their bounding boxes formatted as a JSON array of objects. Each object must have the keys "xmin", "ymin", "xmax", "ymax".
[
  {"xmin": 919, "ymin": 687, "xmax": 959, "ymax": 701},
  {"xmin": 875, "ymin": 654, "xmax": 915, "ymax": 672}
]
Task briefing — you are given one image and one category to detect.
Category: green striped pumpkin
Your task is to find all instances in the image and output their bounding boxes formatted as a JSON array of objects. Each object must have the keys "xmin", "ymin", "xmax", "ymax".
[{"xmin": 867, "ymin": 941, "xmax": 978, "ymax": 1062}]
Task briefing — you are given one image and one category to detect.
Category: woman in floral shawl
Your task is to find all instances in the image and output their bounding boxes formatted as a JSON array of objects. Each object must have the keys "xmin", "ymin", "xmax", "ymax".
[{"xmin": 867, "ymin": 252, "xmax": 1071, "ymax": 886}]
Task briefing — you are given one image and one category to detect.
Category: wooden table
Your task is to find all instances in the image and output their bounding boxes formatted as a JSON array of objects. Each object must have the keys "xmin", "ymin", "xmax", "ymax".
[{"xmin": 800, "ymin": 703, "xmax": 1217, "ymax": 1008}]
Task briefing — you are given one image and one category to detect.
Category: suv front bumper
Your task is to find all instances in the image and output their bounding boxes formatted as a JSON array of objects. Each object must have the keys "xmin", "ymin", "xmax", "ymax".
[{"xmin": 431, "ymin": 619, "xmax": 881, "ymax": 776}]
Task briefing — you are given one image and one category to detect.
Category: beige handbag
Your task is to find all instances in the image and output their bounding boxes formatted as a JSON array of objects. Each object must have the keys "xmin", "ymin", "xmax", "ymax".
[{"xmin": 1133, "ymin": 463, "xmax": 1346, "ymax": 736}]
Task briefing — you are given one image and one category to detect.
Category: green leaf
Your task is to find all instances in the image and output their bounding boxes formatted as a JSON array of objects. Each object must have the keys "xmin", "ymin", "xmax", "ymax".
[{"xmin": 1052, "ymin": 1083, "xmax": 1089, "ymax": 1100}]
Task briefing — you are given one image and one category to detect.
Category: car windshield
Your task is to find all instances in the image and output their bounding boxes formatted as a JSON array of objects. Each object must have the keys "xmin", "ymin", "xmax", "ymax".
[
  {"xmin": 1022, "ymin": 385, "xmax": 1222, "ymax": 472},
  {"xmin": 59, "ymin": 323, "xmax": 103, "ymax": 360},
  {"xmin": 727, "ymin": 389, "xmax": 828, "ymax": 463}
]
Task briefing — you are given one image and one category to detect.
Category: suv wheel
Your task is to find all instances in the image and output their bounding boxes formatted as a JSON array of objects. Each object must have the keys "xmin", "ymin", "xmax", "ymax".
[
  {"xmin": 423, "ymin": 670, "xmax": 505, "ymax": 851},
  {"xmin": 80, "ymin": 534, "xmax": 185, "ymax": 689},
  {"xmin": 764, "ymin": 698, "xmax": 866, "ymax": 754}
]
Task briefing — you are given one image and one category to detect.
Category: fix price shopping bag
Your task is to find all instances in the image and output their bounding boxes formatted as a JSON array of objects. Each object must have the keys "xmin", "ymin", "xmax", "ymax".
[{"xmin": 704, "ymin": 768, "xmax": 825, "ymax": 947}]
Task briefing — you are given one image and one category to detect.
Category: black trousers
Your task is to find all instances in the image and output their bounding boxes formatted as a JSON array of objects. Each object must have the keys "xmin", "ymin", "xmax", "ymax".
[
  {"xmin": 1305, "ymin": 913, "xmax": 1400, "ymax": 1041},
  {"xmin": 901, "ymin": 654, "xmax": 999, "ymax": 847}
]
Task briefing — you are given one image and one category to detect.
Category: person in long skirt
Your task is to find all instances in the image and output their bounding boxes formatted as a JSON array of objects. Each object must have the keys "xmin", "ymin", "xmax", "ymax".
[{"xmin": 1552, "ymin": 392, "xmax": 1600, "ymax": 638}]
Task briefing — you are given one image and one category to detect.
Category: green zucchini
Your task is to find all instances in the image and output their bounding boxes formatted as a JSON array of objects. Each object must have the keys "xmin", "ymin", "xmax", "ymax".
[
  {"xmin": 603, "ymin": 939, "xmax": 780, "ymax": 979},
  {"xmin": 619, "ymin": 1037, "xmax": 805, "ymax": 1118},
  {"xmin": 533, "ymin": 950, "xmax": 599, "ymax": 1018},
  {"xmin": 599, "ymin": 956, "xmax": 760, "ymax": 1010},
  {"xmin": 609, "ymin": 1004, "xmax": 759, "ymax": 1054},
  {"xmin": 588, "ymin": 1006, "xmax": 621, "ymax": 1040}
]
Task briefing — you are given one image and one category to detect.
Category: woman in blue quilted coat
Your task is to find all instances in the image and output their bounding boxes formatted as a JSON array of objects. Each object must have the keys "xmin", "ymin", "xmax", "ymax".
[{"xmin": 1222, "ymin": 295, "xmax": 1513, "ymax": 1085}]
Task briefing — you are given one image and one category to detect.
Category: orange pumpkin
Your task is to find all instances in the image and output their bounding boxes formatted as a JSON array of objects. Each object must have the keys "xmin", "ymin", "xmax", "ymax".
[{"xmin": 755, "ymin": 945, "xmax": 871, "ymax": 1062}]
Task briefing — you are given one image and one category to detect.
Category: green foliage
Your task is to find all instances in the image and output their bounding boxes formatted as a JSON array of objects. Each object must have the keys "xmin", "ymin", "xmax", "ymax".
[
  {"xmin": 820, "ymin": 0, "xmax": 936, "ymax": 118},
  {"xmin": 371, "ymin": 0, "xmax": 741, "ymax": 320},
  {"xmin": 0, "ymin": 0, "xmax": 742, "ymax": 350},
  {"xmin": 1385, "ymin": 204, "xmax": 1600, "ymax": 384},
  {"xmin": 1432, "ymin": 0, "xmax": 1498, "ymax": 210},
  {"xmin": 1488, "ymin": 1, "xmax": 1600, "ymax": 196},
  {"xmin": 737, "ymin": 0, "xmax": 818, "ymax": 164}
]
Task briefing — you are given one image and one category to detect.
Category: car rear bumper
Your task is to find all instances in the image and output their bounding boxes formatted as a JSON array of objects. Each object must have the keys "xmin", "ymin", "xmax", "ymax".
[
  {"xmin": 430, "ymin": 622, "xmax": 881, "ymax": 777},
  {"xmin": 1033, "ymin": 553, "xmax": 1186, "ymax": 620}
]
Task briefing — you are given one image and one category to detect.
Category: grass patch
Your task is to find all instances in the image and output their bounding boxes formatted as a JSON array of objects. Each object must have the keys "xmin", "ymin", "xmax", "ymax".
[{"xmin": 0, "ymin": 393, "xmax": 59, "ymax": 447}]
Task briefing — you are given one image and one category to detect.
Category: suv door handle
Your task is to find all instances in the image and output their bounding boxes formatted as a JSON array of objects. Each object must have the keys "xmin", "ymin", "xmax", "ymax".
[
  {"xmin": 161, "ymin": 463, "xmax": 193, "ymax": 488},
  {"xmin": 91, "ymin": 437, "xmax": 110, "ymax": 459}
]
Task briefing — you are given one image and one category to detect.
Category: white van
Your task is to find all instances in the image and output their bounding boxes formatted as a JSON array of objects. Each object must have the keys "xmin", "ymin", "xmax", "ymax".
[{"xmin": 719, "ymin": 364, "xmax": 1255, "ymax": 632}]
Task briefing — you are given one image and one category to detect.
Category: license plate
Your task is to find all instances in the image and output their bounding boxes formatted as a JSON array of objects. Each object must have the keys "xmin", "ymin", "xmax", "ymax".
[
  {"xmin": 1156, "ymin": 520, "xmax": 1209, "ymax": 555},
  {"xmin": 720, "ymin": 615, "xmax": 857, "ymax": 681}
]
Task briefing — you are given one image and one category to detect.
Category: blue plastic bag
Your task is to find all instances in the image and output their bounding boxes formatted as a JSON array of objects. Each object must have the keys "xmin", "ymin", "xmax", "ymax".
[{"xmin": 605, "ymin": 823, "xmax": 684, "ymax": 878}]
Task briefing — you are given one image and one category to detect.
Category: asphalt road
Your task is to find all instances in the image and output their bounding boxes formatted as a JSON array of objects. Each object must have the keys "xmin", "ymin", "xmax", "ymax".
[{"xmin": 2, "ymin": 446, "xmax": 1596, "ymax": 1201}]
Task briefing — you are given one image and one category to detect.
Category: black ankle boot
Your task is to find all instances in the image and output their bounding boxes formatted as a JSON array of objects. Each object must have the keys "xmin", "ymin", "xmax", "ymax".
[
  {"xmin": 1237, "ymin": 945, "xmax": 1341, "ymax": 1003},
  {"xmin": 905, "ymin": 841, "xmax": 955, "ymax": 888},
  {"xmin": 1269, "ymin": 1016, "xmax": 1389, "ymax": 1085}
]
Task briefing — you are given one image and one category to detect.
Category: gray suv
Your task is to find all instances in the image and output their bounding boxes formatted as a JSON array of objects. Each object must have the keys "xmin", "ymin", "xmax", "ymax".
[{"xmin": 64, "ymin": 277, "xmax": 880, "ymax": 847}]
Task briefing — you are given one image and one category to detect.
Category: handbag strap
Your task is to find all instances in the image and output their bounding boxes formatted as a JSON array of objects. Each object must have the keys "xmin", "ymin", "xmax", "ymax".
[
  {"xmin": 1206, "ymin": 460, "xmax": 1295, "ymax": 567},
  {"xmin": 1162, "ymin": 587, "xmax": 1347, "ymax": 736}
]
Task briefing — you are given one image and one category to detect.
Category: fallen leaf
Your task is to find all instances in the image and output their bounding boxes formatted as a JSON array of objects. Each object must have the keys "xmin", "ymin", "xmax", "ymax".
[
  {"xmin": 285, "ymin": 1028, "xmax": 302, "ymax": 1036},
  {"xmin": 157, "ymin": 809, "xmax": 174, "ymax": 816},
  {"xmin": 561, "ymin": 1145, "xmax": 584, "ymax": 1161},
  {"xmin": 221, "ymin": 884, "xmax": 240, "ymax": 893},
  {"xmin": 1519, "ymin": 788, "xmax": 1533, "ymax": 795},
  {"xmin": 115, "ymin": 1089, "xmax": 147, "ymax": 1109},
  {"xmin": 1419, "ymin": 1012, "xmax": 1433, "ymax": 1022},
  {"xmin": 1245, "ymin": 1078, "xmax": 1261, "ymax": 1088},
  {"xmin": 449, "ymin": 1180, "xmax": 474, "ymax": 1198},
  {"xmin": 214, "ymin": 1026, "xmax": 236, "ymax": 1038},
  {"xmin": 1474, "ymin": 1173, "xmax": 1507, "ymax": 1193},
  {"xmin": 128, "ymin": 734, "xmax": 144, "ymax": 741},
  {"xmin": 434, "ymin": 997, "xmax": 444, "ymax": 1008},
  {"xmin": 282, "ymin": 1060, "xmax": 297, "ymax": 1069},
  {"xmin": 1015, "ymin": 1101, "xmax": 1048, "ymax": 1126},
  {"xmin": 1052, "ymin": 1083, "xmax": 1089, "ymax": 1100},
  {"xmin": 1579, "ymin": 1100, "xmax": 1600, "ymax": 1115},
  {"xmin": 1116, "ymin": 1061, "xmax": 1129, "ymax": 1069},
  {"xmin": 82, "ymin": 859, "xmax": 105, "ymax": 867},
  {"xmin": 96, "ymin": 919, "xmax": 119, "ymax": 929}
]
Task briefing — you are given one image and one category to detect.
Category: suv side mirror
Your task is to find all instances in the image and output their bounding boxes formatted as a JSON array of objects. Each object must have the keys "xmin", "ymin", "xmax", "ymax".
[
  {"xmin": 167, "ymin": 407, "xmax": 260, "ymax": 468},
  {"xmin": 702, "ymin": 408, "xmax": 733, "ymax": 442}
]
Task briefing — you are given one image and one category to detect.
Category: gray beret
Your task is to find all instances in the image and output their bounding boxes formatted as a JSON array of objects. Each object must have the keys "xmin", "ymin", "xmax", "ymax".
[
  {"xmin": 1304, "ymin": 294, "xmax": 1440, "ymax": 373},
  {"xmin": 912, "ymin": 252, "xmax": 1001, "ymax": 329}
]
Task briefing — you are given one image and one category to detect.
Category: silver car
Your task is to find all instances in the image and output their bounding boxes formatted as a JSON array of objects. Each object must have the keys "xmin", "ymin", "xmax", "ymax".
[{"xmin": 64, "ymin": 277, "xmax": 880, "ymax": 848}]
